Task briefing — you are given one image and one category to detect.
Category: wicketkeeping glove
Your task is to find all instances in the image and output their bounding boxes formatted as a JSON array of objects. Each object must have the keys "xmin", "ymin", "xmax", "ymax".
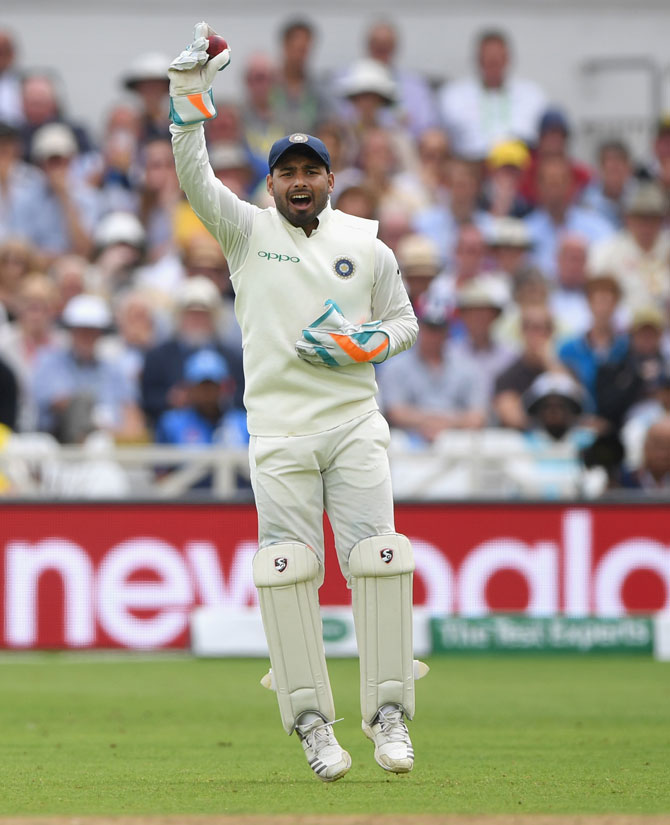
[
  {"xmin": 168, "ymin": 21, "xmax": 231, "ymax": 125},
  {"xmin": 296, "ymin": 300, "xmax": 390, "ymax": 368}
]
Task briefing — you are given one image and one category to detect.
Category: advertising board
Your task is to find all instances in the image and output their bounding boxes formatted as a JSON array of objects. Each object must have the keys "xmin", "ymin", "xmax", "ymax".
[{"xmin": 1, "ymin": 503, "xmax": 667, "ymax": 650}]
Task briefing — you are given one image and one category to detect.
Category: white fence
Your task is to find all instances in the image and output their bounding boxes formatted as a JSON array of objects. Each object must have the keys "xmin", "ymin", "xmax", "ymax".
[{"xmin": 0, "ymin": 428, "xmax": 609, "ymax": 500}]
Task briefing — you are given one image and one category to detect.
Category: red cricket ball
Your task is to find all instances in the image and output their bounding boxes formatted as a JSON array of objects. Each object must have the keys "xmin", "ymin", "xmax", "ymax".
[{"xmin": 206, "ymin": 35, "xmax": 228, "ymax": 59}]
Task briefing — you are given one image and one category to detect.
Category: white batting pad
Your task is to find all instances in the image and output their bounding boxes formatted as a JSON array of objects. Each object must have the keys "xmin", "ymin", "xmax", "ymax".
[
  {"xmin": 252, "ymin": 542, "xmax": 335, "ymax": 733},
  {"xmin": 349, "ymin": 533, "xmax": 416, "ymax": 723}
]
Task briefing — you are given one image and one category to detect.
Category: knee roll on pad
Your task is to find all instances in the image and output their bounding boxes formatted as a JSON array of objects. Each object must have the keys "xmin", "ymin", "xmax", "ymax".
[
  {"xmin": 252, "ymin": 542, "xmax": 335, "ymax": 734},
  {"xmin": 349, "ymin": 533, "xmax": 415, "ymax": 724}
]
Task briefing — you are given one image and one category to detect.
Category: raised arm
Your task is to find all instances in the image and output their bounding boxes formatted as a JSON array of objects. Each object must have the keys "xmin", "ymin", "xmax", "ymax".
[{"xmin": 168, "ymin": 22, "xmax": 257, "ymax": 264}]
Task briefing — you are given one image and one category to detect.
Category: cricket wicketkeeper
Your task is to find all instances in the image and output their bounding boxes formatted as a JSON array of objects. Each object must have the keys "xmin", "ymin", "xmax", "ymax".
[{"xmin": 168, "ymin": 22, "xmax": 424, "ymax": 781}]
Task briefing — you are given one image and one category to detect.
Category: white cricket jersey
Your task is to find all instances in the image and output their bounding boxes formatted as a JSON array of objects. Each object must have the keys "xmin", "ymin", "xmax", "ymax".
[{"xmin": 170, "ymin": 123, "xmax": 417, "ymax": 437}]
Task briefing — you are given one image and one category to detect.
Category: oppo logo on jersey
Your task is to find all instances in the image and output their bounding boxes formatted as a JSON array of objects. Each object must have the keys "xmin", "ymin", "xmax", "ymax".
[{"xmin": 257, "ymin": 250, "xmax": 300, "ymax": 263}]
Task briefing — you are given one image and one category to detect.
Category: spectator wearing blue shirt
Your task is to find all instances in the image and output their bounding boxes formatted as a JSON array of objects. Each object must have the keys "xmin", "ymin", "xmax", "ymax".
[
  {"xmin": 524, "ymin": 156, "xmax": 613, "ymax": 279},
  {"xmin": 155, "ymin": 349, "xmax": 248, "ymax": 492},
  {"xmin": 12, "ymin": 123, "xmax": 100, "ymax": 260},
  {"xmin": 32, "ymin": 293, "xmax": 146, "ymax": 443},
  {"xmin": 558, "ymin": 272, "xmax": 629, "ymax": 417},
  {"xmin": 155, "ymin": 349, "xmax": 248, "ymax": 448}
]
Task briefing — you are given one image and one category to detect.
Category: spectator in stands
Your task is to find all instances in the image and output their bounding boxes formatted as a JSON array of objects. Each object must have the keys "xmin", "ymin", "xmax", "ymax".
[
  {"xmin": 621, "ymin": 363, "xmax": 670, "ymax": 472},
  {"xmin": 155, "ymin": 349, "xmax": 248, "ymax": 448},
  {"xmin": 344, "ymin": 127, "xmax": 426, "ymax": 219},
  {"xmin": 48, "ymin": 253, "xmax": 88, "ymax": 316},
  {"xmin": 32, "ymin": 293, "xmax": 146, "ymax": 443},
  {"xmin": 493, "ymin": 303, "xmax": 561, "ymax": 430},
  {"xmin": 377, "ymin": 301, "xmax": 487, "ymax": 444},
  {"xmin": 580, "ymin": 139, "xmax": 635, "ymax": 230},
  {"xmin": 98, "ymin": 287, "xmax": 158, "ymax": 400},
  {"xmin": 0, "ymin": 120, "xmax": 43, "ymax": 244},
  {"xmin": 0, "ymin": 236, "xmax": 40, "ymax": 319},
  {"xmin": 494, "ymin": 264, "xmax": 550, "ymax": 348},
  {"xmin": 180, "ymin": 232, "xmax": 240, "ymax": 349},
  {"xmin": 524, "ymin": 155, "xmax": 613, "ymax": 279},
  {"xmin": 437, "ymin": 28, "xmax": 547, "ymax": 160},
  {"xmin": 549, "ymin": 233, "xmax": 593, "ymax": 339},
  {"xmin": 396, "ymin": 233, "xmax": 442, "ymax": 310},
  {"xmin": 337, "ymin": 61, "xmax": 421, "ymax": 180},
  {"xmin": 558, "ymin": 271, "xmax": 629, "ymax": 418},
  {"xmin": 521, "ymin": 371, "xmax": 595, "ymax": 498},
  {"xmin": 621, "ymin": 415, "xmax": 670, "ymax": 491},
  {"xmin": 0, "ymin": 352, "xmax": 17, "ymax": 430},
  {"xmin": 333, "ymin": 184, "xmax": 378, "ymax": 220},
  {"xmin": 377, "ymin": 206, "xmax": 413, "ymax": 256},
  {"xmin": 519, "ymin": 108, "xmax": 592, "ymax": 206},
  {"xmin": 427, "ymin": 223, "xmax": 487, "ymax": 312},
  {"xmin": 209, "ymin": 141, "xmax": 255, "ymax": 200},
  {"xmin": 588, "ymin": 182, "xmax": 670, "ymax": 316},
  {"xmin": 91, "ymin": 116, "xmax": 141, "ymax": 215},
  {"xmin": 482, "ymin": 139, "xmax": 532, "ymax": 218},
  {"xmin": 240, "ymin": 53, "xmax": 284, "ymax": 184},
  {"xmin": 412, "ymin": 127, "xmax": 452, "ymax": 207},
  {"xmin": 271, "ymin": 18, "xmax": 329, "ymax": 135},
  {"xmin": 121, "ymin": 52, "xmax": 171, "ymax": 142},
  {"xmin": 0, "ymin": 30, "xmax": 23, "ymax": 127},
  {"xmin": 136, "ymin": 137, "xmax": 181, "ymax": 262},
  {"xmin": 0, "ymin": 273, "xmax": 66, "ymax": 431},
  {"xmin": 88, "ymin": 211, "xmax": 146, "ymax": 300},
  {"xmin": 413, "ymin": 158, "xmax": 489, "ymax": 260},
  {"xmin": 201, "ymin": 103, "xmax": 243, "ymax": 169},
  {"xmin": 485, "ymin": 216, "xmax": 533, "ymax": 279},
  {"xmin": 626, "ymin": 305, "xmax": 669, "ymax": 408},
  {"xmin": 18, "ymin": 72, "xmax": 95, "ymax": 165},
  {"xmin": 362, "ymin": 19, "xmax": 439, "ymax": 138},
  {"xmin": 140, "ymin": 276, "xmax": 244, "ymax": 428},
  {"xmin": 337, "ymin": 57, "xmax": 396, "ymax": 139},
  {"xmin": 13, "ymin": 123, "xmax": 100, "ymax": 259},
  {"xmin": 523, "ymin": 371, "xmax": 589, "ymax": 444},
  {"xmin": 451, "ymin": 274, "xmax": 516, "ymax": 405}
]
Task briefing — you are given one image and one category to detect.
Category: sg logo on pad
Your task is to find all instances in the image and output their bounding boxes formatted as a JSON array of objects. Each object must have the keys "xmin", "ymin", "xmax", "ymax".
[
  {"xmin": 274, "ymin": 557, "xmax": 288, "ymax": 573},
  {"xmin": 380, "ymin": 548, "xmax": 394, "ymax": 564}
]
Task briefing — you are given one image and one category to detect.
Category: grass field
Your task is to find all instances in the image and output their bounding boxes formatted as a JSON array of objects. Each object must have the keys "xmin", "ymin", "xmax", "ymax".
[{"xmin": 1, "ymin": 653, "xmax": 669, "ymax": 817}]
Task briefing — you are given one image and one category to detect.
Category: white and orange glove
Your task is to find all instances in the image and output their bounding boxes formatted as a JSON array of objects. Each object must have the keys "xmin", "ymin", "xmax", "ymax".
[
  {"xmin": 168, "ymin": 21, "xmax": 231, "ymax": 125},
  {"xmin": 296, "ymin": 300, "xmax": 390, "ymax": 368}
]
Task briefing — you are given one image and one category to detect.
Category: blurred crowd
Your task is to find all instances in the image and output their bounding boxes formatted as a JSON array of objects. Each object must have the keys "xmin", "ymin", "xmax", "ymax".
[{"xmin": 2, "ymin": 19, "xmax": 670, "ymax": 496}]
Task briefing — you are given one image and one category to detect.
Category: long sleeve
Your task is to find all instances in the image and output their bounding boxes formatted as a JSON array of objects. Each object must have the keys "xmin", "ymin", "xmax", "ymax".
[
  {"xmin": 372, "ymin": 240, "xmax": 418, "ymax": 359},
  {"xmin": 169, "ymin": 122, "xmax": 258, "ymax": 272}
]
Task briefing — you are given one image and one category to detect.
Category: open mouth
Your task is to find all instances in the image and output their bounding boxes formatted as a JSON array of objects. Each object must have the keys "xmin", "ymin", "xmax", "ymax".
[{"xmin": 289, "ymin": 192, "xmax": 313, "ymax": 209}]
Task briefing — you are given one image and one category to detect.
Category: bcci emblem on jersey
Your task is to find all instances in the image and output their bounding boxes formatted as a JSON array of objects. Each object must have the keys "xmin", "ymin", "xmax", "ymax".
[{"xmin": 333, "ymin": 256, "xmax": 356, "ymax": 279}]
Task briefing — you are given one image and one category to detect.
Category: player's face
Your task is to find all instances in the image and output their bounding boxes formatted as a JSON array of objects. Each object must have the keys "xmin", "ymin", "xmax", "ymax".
[{"xmin": 267, "ymin": 149, "xmax": 334, "ymax": 234}]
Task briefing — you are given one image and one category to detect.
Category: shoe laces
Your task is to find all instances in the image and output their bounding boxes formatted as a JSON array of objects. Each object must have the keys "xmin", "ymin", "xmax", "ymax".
[
  {"xmin": 298, "ymin": 717, "xmax": 344, "ymax": 750},
  {"xmin": 376, "ymin": 706, "xmax": 409, "ymax": 742}
]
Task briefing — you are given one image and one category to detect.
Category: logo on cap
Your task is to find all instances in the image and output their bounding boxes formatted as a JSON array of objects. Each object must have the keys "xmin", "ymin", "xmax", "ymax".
[
  {"xmin": 289, "ymin": 133, "xmax": 309, "ymax": 144},
  {"xmin": 333, "ymin": 257, "xmax": 356, "ymax": 279}
]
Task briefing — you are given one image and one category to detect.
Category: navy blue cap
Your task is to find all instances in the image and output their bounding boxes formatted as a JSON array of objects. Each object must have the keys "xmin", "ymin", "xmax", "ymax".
[
  {"xmin": 268, "ymin": 133, "xmax": 331, "ymax": 172},
  {"xmin": 538, "ymin": 108, "xmax": 570, "ymax": 135}
]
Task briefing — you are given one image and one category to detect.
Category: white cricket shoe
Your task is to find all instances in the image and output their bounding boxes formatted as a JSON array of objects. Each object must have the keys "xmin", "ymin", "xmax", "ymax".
[
  {"xmin": 296, "ymin": 715, "xmax": 352, "ymax": 782},
  {"xmin": 362, "ymin": 704, "xmax": 414, "ymax": 773}
]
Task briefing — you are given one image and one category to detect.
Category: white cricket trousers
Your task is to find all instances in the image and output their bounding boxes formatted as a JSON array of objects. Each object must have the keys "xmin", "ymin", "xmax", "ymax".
[{"xmin": 249, "ymin": 410, "xmax": 395, "ymax": 580}]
